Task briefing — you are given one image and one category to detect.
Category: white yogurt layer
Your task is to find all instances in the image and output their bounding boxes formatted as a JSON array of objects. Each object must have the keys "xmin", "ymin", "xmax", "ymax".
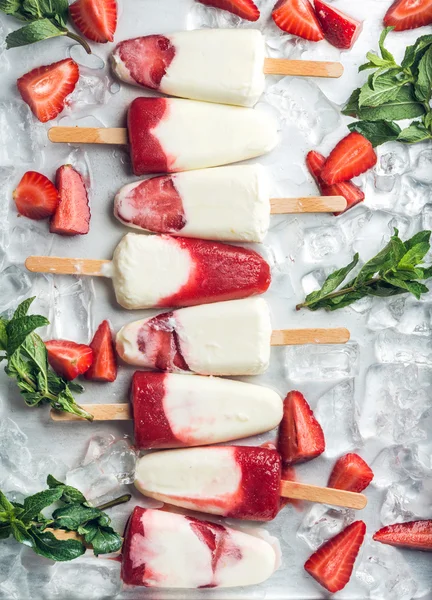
[
  {"xmin": 163, "ymin": 374, "xmax": 283, "ymax": 445},
  {"xmin": 129, "ymin": 509, "xmax": 277, "ymax": 588},
  {"xmin": 154, "ymin": 98, "xmax": 278, "ymax": 172},
  {"xmin": 161, "ymin": 29, "xmax": 266, "ymax": 107},
  {"xmin": 135, "ymin": 446, "xmax": 241, "ymax": 514},
  {"xmin": 111, "ymin": 233, "xmax": 191, "ymax": 309}
]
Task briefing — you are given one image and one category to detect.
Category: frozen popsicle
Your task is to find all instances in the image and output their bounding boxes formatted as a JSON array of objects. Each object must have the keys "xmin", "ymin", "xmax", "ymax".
[
  {"xmin": 48, "ymin": 97, "xmax": 279, "ymax": 176},
  {"xmin": 134, "ymin": 446, "xmax": 368, "ymax": 520},
  {"xmin": 25, "ymin": 233, "xmax": 271, "ymax": 310},
  {"xmin": 121, "ymin": 507, "xmax": 279, "ymax": 588},
  {"xmin": 116, "ymin": 298, "xmax": 350, "ymax": 376},
  {"xmin": 114, "ymin": 165, "xmax": 346, "ymax": 242},
  {"xmin": 111, "ymin": 29, "xmax": 343, "ymax": 107},
  {"xmin": 51, "ymin": 371, "xmax": 283, "ymax": 449}
]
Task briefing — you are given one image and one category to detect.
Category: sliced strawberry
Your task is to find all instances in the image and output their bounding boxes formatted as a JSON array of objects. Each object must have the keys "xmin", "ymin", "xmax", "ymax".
[
  {"xmin": 374, "ymin": 521, "xmax": 432, "ymax": 552},
  {"xmin": 272, "ymin": 0, "xmax": 324, "ymax": 41},
  {"xmin": 314, "ymin": 0, "xmax": 362, "ymax": 49},
  {"xmin": 45, "ymin": 340, "xmax": 93, "ymax": 380},
  {"xmin": 85, "ymin": 320, "xmax": 117, "ymax": 382},
  {"xmin": 50, "ymin": 165, "xmax": 90, "ymax": 236},
  {"xmin": 70, "ymin": 0, "xmax": 117, "ymax": 43},
  {"xmin": 277, "ymin": 391, "xmax": 325, "ymax": 466},
  {"xmin": 305, "ymin": 521, "xmax": 366, "ymax": 593},
  {"xmin": 306, "ymin": 150, "xmax": 365, "ymax": 215},
  {"xmin": 384, "ymin": 0, "xmax": 432, "ymax": 31},
  {"xmin": 17, "ymin": 59, "xmax": 79, "ymax": 123},
  {"xmin": 321, "ymin": 133, "xmax": 377, "ymax": 185},
  {"xmin": 197, "ymin": 0, "xmax": 260, "ymax": 21},
  {"xmin": 328, "ymin": 453, "xmax": 374, "ymax": 493},
  {"xmin": 113, "ymin": 36, "xmax": 175, "ymax": 90},
  {"xmin": 13, "ymin": 171, "xmax": 59, "ymax": 220}
]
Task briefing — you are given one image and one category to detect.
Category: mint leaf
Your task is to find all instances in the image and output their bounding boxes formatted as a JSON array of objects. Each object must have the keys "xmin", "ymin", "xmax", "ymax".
[
  {"xmin": 355, "ymin": 230, "xmax": 406, "ymax": 283},
  {"xmin": 405, "ymin": 230, "xmax": 432, "ymax": 251},
  {"xmin": 51, "ymin": 0, "xmax": 68, "ymax": 27},
  {"xmin": 6, "ymin": 315, "xmax": 49, "ymax": 356},
  {"xmin": 47, "ymin": 475, "xmax": 86, "ymax": 505},
  {"xmin": 348, "ymin": 120, "xmax": 401, "ymax": 147},
  {"xmin": 20, "ymin": 488, "xmax": 63, "ymax": 522},
  {"xmin": 358, "ymin": 85, "xmax": 425, "ymax": 121},
  {"xmin": 0, "ymin": 490, "xmax": 14, "ymax": 513},
  {"xmin": 342, "ymin": 89, "xmax": 360, "ymax": 117},
  {"xmin": 6, "ymin": 18, "xmax": 65, "ymax": 48},
  {"xmin": 0, "ymin": 319, "xmax": 7, "ymax": 353},
  {"xmin": 52, "ymin": 504, "xmax": 102, "ymax": 530},
  {"xmin": 414, "ymin": 45, "xmax": 432, "ymax": 102},
  {"xmin": 0, "ymin": 525, "xmax": 11, "ymax": 539},
  {"xmin": 79, "ymin": 522, "xmax": 122, "ymax": 556},
  {"xmin": 302, "ymin": 254, "xmax": 359, "ymax": 307},
  {"xmin": 28, "ymin": 526, "xmax": 85, "ymax": 561},
  {"xmin": 359, "ymin": 70, "xmax": 406, "ymax": 108},
  {"xmin": 402, "ymin": 34, "xmax": 432, "ymax": 71},
  {"xmin": 11, "ymin": 521, "xmax": 33, "ymax": 546},
  {"xmin": 13, "ymin": 297, "xmax": 35, "ymax": 319},
  {"xmin": 379, "ymin": 26, "xmax": 396, "ymax": 63},
  {"xmin": 0, "ymin": 0, "xmax": 22, "ymax": 14},
  {"xmin": 398, "ymin": 122, "xmax": 432, "ymax": 143}
]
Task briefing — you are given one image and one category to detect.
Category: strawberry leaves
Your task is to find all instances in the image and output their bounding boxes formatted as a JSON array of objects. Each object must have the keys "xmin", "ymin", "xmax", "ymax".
[
  {"xmin": 343, "ymin": 28, "xmax": 432, "ymax": 146},
  {"xmin": 297, "ymin": 230, "xmax": 432, "ymax": 311}
]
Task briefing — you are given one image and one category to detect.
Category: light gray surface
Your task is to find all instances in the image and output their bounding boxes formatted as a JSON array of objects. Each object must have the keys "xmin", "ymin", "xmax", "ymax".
[{"xmin": 0, "ymin": 0, "xmax": 431, "ymax": 598}]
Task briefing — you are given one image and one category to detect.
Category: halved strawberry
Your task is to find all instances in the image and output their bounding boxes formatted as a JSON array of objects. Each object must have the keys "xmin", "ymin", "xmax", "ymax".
[
  {"xmin": 373, "ymin": 520, "xmax": 432, "ymax": 551},
  {"xmin": 45, "ymin": 340, "xmax": 93, "ymax": 380},
  {"xmin": 197, "ymin": 0, "xmax": 260, "ymax": 21},
  {"xmin": 328, "ymin": 453, "xmax": 374, "ymax": 493},
  {"xmin": 17, "ymin": 59, "xmax": 79, "ymax": 123},
  {"xmin": 272, "ymin": 0, "xmax": 324, "ymax": 41},
  {"xmin": 277, "ymin": 391, "xmax": 325, "ymax": 466},
  {"xmin": 314, "ymin": 0, "xmax": 362, "ymax": 49},
  {"xmin": 306, "ymin": 150, "xmax": 365, "ymax": 215},
  {"xmin": 305, "ymin": 521, "xmax": 366, "ymax": 593},
  {"xmin": 384, "ymin": 0, "xmax": 432, "ymax": 31},
  {"xmin": 321, "ymin": 133, "xmax": 377, "ymax": 185},
  {"xmin": 70, "ymin": 0, "xmax": 117, "ymax": 43},
  {"xmin": 50, "ymin": 165, "xmax": 91, "ymax": 236},
  {"xmin": 13, "ymin": 171, "xmax": 59, "ymax": 220},
  {"xmin": 85, "ymin": 320, "xmax": 117, "ymax": 382}
]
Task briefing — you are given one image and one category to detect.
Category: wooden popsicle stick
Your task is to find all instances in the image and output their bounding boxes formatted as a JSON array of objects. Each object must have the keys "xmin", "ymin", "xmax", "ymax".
[
  {"xmin": 25, "ymin": 256, "xmax": 111, "ymax": 277},
  {"xmin": 270, "ymin": 196, "xmax": 346, "ymax": 214},
  {"xmin": 264, "ymin": 58, "xmax": 343, "ymax": 79},
  {"xmin": 271, "ymin": 327, "xmax": 350, "ymax": 346},
  {"xmin": 48, "ymin": 127, "xmax": 127, "ymax": 145},
  {"xmin": 51, "ymin": 404, "xmax": 132, "ymax": 421},
  {"xmin": 280, "ymin": 480, "xmax": 367, "ymax": 510}
]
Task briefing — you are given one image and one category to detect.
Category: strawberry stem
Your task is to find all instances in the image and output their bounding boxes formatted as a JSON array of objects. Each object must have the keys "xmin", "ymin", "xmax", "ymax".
[
  {"xmin": 96, "ymin": 494, "xmax": 132, "ymax": 511},
  {"xmin": 66, "ymin": 30, "xmax": 92, "ymax": 54}
]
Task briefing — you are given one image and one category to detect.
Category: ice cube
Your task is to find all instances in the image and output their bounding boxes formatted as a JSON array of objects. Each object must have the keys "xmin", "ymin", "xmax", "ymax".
[
  {"xmin": 52, "ymin": 277, "xmax": 94, "ymax": 343},
  {"xmin": 376, "ymin": 143, "xmax": 410, "ymax": 176},
  {"xmin": 371, "ymin": 445, "xmax": 431, "ymax": 489},
  {"xmin": 0, "ymin": 102, "xmax": 44, "ymax": 168},
  {"xmin": 7, "ymin": 225, "xmax": 53, "ymax": 265},
  {"xmin": 337, "ymin": 205, "xmax": 371, "ymax": 244},
  {"xmin": 315, "ymin": 380, "xmax": 361, "ymax": 458},
  {"xmin": 301, "ymin": 269, "xmax": 327, "ymax": 295},
  {"xmin": 0, "ymin": 21, "xmax": 9, "ymax": 75},
  {"xmin": 297, "ymin": 504, "xmax": 355, "ymax": 551},
  {"xmin": 375, "ymin": 330, "xmax": 432, "ymax": 366},
  {"xmin": 303, "ymin": 224, "xmax": 344, "ymax": 261},
  {"xmin": 396, "ymin": 302, "xmax": 432, "ymax": 336},
  {"xmin": 285, "ymin": 343, "xmax": 360, "ymax": 381},
  {"xmin": 83, "ymin": 434, "xmax": 116, "ymax": 465},
  {"xmin": 46, "ymin": 558, "xmax": 121, "ymax": 600},
  {"xmin": 396, "ymin": 176, "xmax": 432, "ymax": 216},
  {"xmin": 97, "ymin": 439, "xmax": 138, "ymax": 485},
  {"xmin": 356, "ymin": 540, "xmax": 418, "ymax": 600},
  {"xmin": 0, "ymin": 265, "xmax": 32, "ymax": 312},
  {"xmin": 367, "ymin": 298, "xmax": 405, "ymax": 332},
  {"xmin": 381, "ymin": 478, "xmax": 432, "ymax": 524},
  {"xmin": 68, "ymin": 44, "xmax": 105, "ymax": 70},
  {"xmin": 66, "ymin": 462, "xmax": 120, "ymax": 502},
  {"xmin": 67, "ymin": 74, "xmax": 110, "ymax": 110},
  {"xmin": 0, "ymin": 554, "xmax": 29, "ymax": 600},
  {"xmin": 374, "ymin": 174, "xmax": 398, "ymax": 193},
  {"xmin": 412, "ymin": 148, "xmax": 432, "ymax": 184},
  {"xmin": 0, "ymin": 539, "xmax": 21, "ymax": 585}
]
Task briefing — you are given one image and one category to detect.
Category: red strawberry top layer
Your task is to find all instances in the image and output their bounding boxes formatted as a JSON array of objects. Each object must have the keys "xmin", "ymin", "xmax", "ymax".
[{"xmin": 115, "ymin": 35, "xmax": 175, "ymax": 90}]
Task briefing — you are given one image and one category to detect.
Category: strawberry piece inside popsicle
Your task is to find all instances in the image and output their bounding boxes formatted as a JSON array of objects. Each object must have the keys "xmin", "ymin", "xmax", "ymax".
[{"xmin": 114, "ymin": 35, "xmax": 175, "ymax": 89}]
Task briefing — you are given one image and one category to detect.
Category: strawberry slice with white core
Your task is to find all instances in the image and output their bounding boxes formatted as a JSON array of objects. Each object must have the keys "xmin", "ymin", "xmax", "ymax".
[
  {"xmin": 13, "ymin": 171, "xmax": 59, "ymax": 220},
  {"xmin": 70, "ymin": 0, "xmax": 117, "ymax": 43},
  {"xmin": 45, "ymin": 340, "xmax": 93, "ymax": 380},
  {"xmin": 384, "ymin": 0, "xmax": 432, "ymax": 31},
  {"xmin": 197, "ymin": 0, "xmax": 260, "ymax": 21},
  {"xmin": 272, "ymin": 0, "xmax": 324, "ymax": 41},
  {"xmin": 314, "ymin": 0, "xmax": 362, "ymax": 49},
  {"xmin": 50, "ymin": 165, "xmax": 91, "ymax": 236},
  {"xmin": 17, "ymin": 59, "xmax": 79, "ymax": 123}
]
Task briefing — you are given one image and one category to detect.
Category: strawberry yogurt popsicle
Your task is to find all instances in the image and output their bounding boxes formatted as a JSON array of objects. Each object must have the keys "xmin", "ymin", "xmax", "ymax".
[
  {"xmin": 121, "ymin": 507, "xmax": 279, "ymax": 587},
  {"xmin": 110, "ymin": 233, "xmax": 270, "ymax": 310},
  {"xmin": 116, "ymin": 298, "xmax": 272, "ymax": 375},
  {"xmin": 132, "ymin": 371, "xmax": 283, "ymax": 449},
  {"xmin": 134, "ymin": 446, "xmax": 282, "ymax": 521},
  {"xmin": 114, "ymin": 164, "xmax": 271, "ymax": 243},
  {"xmin": 127, "ymin": 97, "xmax": 278, "ymax": 175},
  {"xmin": 112, "ymin": 29, "xmax": 266, "ymax": 107}
]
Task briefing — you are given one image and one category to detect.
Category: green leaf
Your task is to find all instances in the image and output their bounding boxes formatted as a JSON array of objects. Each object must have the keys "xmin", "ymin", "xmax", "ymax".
[
  {"xmin": 398, "ymin": 242, "xmax": 430, "ymax": 269},
  {"xmin": 0, "ymin": 0, "xmax": 22, "ymax": 14},
  {"xmin": 6, "ymin": 315, "xmax": 49, "ymax": 356},
  {"xmin": 79, "ymin": 522, "xmax": 122, "ymax": 556},
  {"xmin": 28, "ymin": 526, "xmax": 85, "ymax": 561},
  {"xmin": 13, "ymin": 297, "xmax": 36, "ymax": 320},
  {"xmin": 359, "ymin": 70, "xmax": 405, "ymax": 108},
  {"xmin": 379, "ymin": 26, "xmax": 396, "ymax": 63},
  {"xmin": 405, "ymin": 230, "xmax": 432, "ymax": 251},
  {"xmin": 51, "ymin": 0, "xmax": 68, "ymax": 27},
  {"xmin": 398, "ymin": 122, "xmax": 432, "ymax": 144},
  {"xmin": 6, "ymin": 18, "xmax": 65, "ymax": 49},
  {"xmin": 415, "ymin": 45, "xmax": 432, "ymax": 102},
  {"xmin": 47, "ymin": 475, "xmax": 86, "ymax": 505},
  {"xmin": 363, "ymin": 52, "xmax": 393, "ymax": 69},
  {"xmin": 21, "ymin": 333, "xmax": 48, "ymax": 377},
  {"xmin": 0, "ymin": 319, "xmax": 8, "ymax": 352},
  {"xmin": 20, "ymin": 488, "xmax": 63, "ymax": 522},
  {"xmin": 402, "ymin": 34, "xmax": 432, "ymax": 71},
  {"xmin": 342, "ymin": 88, "xmax": 361, "ymax": 117},
  {"xmin": 11, "ymin": 521, "xmax": 33, "ymax": 546},
  {"xmin": 355, "ymin": 230, "xmax": 406, "ymax": 283},
  {"xmin": 0, "ymin": 524, "xmax": 11, "ymax": 540},
  {"xmin": 348, "ymin": 120, "xmax": 402, "ymax": 147},
  {"xmin": 303, "ymin": 254, "xmax": 360, "ymax": 307},
  {"xmin": 0, "ymin": 490, "xmax": 14, "ymax": 513},
  {"xmin": 52, "ymin": 503, "xmax": 102, "ymax": 530},
  {"xmin": 54, "ymin": 387, "xmax": 94, "ymax": 421},
  {"xmin": 357, "ymin": 85, "xmax": 425, "ymax": 121},
  {"xmin": 383, "ymin": 275, "xmax": 429, "ymax": 299}
]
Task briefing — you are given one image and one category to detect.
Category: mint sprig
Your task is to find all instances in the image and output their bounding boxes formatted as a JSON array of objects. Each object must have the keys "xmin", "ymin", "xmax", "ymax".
[
  {"xmin": 0, "ymin": 297, "xmax": 93, "ymax": 421},
  {"xmin": 342, "ymin": 28, "xmax": 432, "ymax": 146},
  {"xmin": 297, "ymin": 230, "xmax": 432, "ymax": 311},
  {"xmin": 0, "ymin": 476, "xmax": 130, "ymax": 560},
  {"xmin": 0, "ymin": 0, "xmax": 91, "ymax": 53}
]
